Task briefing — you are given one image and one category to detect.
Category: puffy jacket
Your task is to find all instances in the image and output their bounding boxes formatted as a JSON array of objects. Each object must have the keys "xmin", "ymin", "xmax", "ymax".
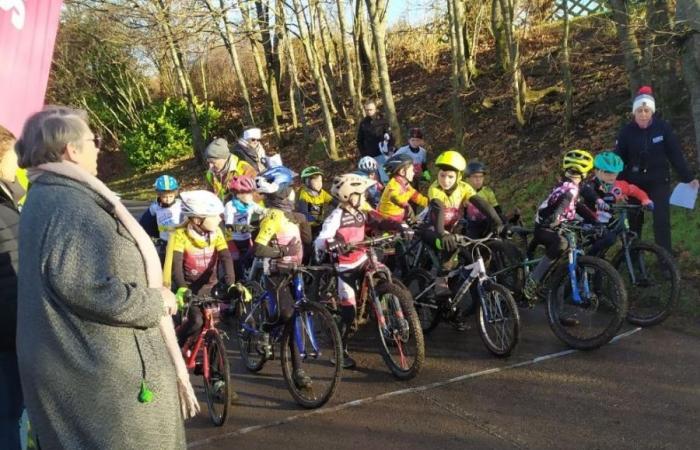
[
  {"xmin": 615, "ymin": 117, "xmax": 695, "ymax": 186},
  {"xmin": 0, "ymin": 181, "xmax": 20, "ymax": 352},
  {"xmin": 357, "ymin": 115, "xmax": 393, "ymax": 158}
]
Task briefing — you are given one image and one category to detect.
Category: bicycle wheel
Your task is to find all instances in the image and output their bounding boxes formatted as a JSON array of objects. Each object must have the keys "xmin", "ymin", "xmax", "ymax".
[
  {"xmin": 375, "ymin": 282, "xmax": 425, "ymax": 380},
  {"xmin": 611, "ymin": 242, "xmax": 679, "ymax": 327},
  {"xmin": 546, "ymin": 255, "xmax": 628, "ymax": 350},
  {"xmin": 203, "ymin": 330, "xmax": 231, "ymax": 426},
  {"xmin": 280, "ymin": 301, "xmax": 343, "ymax": 408},
  {"xmin": 476, "ymin": 282, "xmax": 520, "ymax": 357},
  {"xmin": 403, "ymin": 269, "xmax": 441, "ymax": 333},
  {"xmin": 487, "ymin": 239, "xmax": 526, "ymax": 300},
  {"xmin": 235, "ymin": 282, "xmax": 268, "ymax": 372}
]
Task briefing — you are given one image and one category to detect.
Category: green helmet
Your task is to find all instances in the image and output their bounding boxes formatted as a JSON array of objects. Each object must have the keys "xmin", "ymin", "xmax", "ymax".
[
  {"xmin": 594, "ymin": 151, "xmax": 624, "ymax": 174},
  {"xmin": 300, "ymin": 166, "xmax": 323, "ymax": 180}
]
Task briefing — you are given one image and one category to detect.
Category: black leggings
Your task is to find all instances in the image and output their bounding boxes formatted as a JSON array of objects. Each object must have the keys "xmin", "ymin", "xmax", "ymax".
[
  {"xmin": 177, "ymin": 306, "xmax": 204, "ymax": 348},
  {"xmin": 627, "ymin": 182, "xmax": 672, "ymax": 252},
  {"xmin": 532, "ymin": 226, "xmax": 568, "ymax": 260}
]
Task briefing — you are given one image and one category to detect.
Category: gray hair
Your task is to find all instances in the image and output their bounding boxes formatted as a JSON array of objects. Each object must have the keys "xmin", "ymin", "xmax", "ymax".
[{"xmin": 15, "ymin": 106, "xmax": 90, "ymax": 169}]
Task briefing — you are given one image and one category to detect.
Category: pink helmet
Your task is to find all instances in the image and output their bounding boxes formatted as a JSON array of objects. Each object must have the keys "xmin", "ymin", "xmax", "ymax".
[{"xmin": 228, "ymin": 175, "xmax": 256, "ymax": 193}]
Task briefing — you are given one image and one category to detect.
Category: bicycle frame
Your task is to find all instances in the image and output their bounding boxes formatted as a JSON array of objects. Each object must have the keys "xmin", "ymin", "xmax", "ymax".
[{"xmin": 181, "ymin": 301, "xmax": 219, "ymax": 381}]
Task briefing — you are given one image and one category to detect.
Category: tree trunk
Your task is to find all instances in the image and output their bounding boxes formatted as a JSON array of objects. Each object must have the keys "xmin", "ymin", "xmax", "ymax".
[
  {"xmin": 561, "ymin": 0, "xmax": 573, "ymax": 130},
  {"xmin": 365, "ymin": 0, "xmax": 401, "ymax": 145},
  {"xmin": 279, "ymin": 1, "xmax": 300, "ymax": 128},
  {"xmin": 678, "ymin": 0, "xmax": 700, "ymax": 165},
  {"xmin": 607, "ymin": 0, "xmax": 644, "ymax": 96},
  {"xmin": 337, "ymin": 0, "xmax": 362, "ymax": 119},
  {"xmin": 352, "ymin": 0, "xmax": 365, "ymax": 103},
  {"xmin": 491, "ymin": 0, "xmax": 509, "ymax": 72},
  {"xmin": 467, "ymin": 3, "xmax": 486, "ymax": 77},
  {"xmin": 291, "ymin": 0, "xmax": 338, "ymax": 159},
  {"xmin": 240, "ymin": 0, "xmax": 270, "ymax": 95},
  {"xmin": 498, "ymin": 0, "xmax": 527, "ymax": 127},
  {"xmin": 451, "ymin": 0, "xmax": 470, "ymax": 89},
  {"xmin": 448, "ymin": 0, "xmax": 464, "ymax": 149},
  {"xmin": 357, "ymin": 0, "xmax": 380, "ymax": 96},
  {"xmin": 644, "ymin": 0, "xmax": 678, "ymax": 113}
]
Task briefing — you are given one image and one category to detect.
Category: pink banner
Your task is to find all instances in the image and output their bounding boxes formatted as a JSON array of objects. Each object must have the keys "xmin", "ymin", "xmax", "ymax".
[{"xmin": 0, "ymin": 0, "xmax": 63, "ymax": 136}]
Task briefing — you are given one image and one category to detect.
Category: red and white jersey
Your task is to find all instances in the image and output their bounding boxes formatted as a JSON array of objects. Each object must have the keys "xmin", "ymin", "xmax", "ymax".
[{"xmin": 314, "ymin": 206, "xmax": 368, "ymax": 270}]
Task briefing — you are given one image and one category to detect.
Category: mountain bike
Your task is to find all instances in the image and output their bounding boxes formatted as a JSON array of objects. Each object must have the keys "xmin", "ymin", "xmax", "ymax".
[
  {"xmin": 312, "ymin": 233, "xmax": 425, "ymax": 380},
  {"xmin": 178, "ymin": 294, "xmax": 232, "ymax": 426},
  {"xmin": 403, "ymin": 234, "xmax": 520, "ymax": 357},
  {"xmin": 583, "ymin": 204, "xmax": 680, "ymax": 327},
  {"xmin": 490, "ymin": 222, "xmax": 629, "ymax": 350},
  {"xmin": 234, "ymin": 262, "xmax": 343, "ymax": 408}
]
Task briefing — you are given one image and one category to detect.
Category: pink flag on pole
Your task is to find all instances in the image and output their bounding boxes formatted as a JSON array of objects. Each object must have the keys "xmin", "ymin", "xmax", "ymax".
[{"xmin": 0, "ymin": 0, "xmax": 64, "ymax": 136}]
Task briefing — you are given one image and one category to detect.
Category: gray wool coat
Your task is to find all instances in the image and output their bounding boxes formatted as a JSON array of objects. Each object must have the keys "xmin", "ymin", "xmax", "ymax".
[{"xmin": 16, "ymin": 173, "xmax": 186, "ymax": 450}]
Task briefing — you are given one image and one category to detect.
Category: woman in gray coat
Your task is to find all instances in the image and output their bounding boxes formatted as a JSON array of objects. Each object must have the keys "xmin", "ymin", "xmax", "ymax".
[{"xmin": 14, "ymin": 107, "xmax": 198, "ymax": 450}]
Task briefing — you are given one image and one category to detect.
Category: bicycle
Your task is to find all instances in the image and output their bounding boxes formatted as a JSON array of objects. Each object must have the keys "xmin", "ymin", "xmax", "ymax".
[
  {"xmin": 582, "ymin": 204, "xmax": 680, "ymax": 327},
  {"xmin": 312, "ymin": 233, "xmax": 425, "ymax": 380},
  {"xmin": 490, "ymin": 222, "xmax": 629, "ymax": 350},
  {"xmin": 177, "ymin": 294, "xmax": 232, "ymax": 426},
  {"xmin": 234, "ymin": 262, "xmax": 343, "ymax": 408},
  {"xmin": 403, "ymin": 234, "xmax": 521, "ymax": 357}
]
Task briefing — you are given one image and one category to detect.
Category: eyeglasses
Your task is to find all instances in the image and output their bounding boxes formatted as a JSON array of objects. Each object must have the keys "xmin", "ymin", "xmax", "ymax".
[{"xmin": 86, "ymin": 135, "xmax": 102, "ymax": 149}]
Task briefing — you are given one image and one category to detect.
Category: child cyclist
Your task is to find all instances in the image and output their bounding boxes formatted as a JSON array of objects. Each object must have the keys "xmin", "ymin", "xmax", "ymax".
[
  {"xmin": 139, "ymin": 175, "xmax": 183, "ymax": 261},
  {"xmin": 252, "ymin": 166, "xmax": 314, "ymax": 388},
  {"xmin": 394, "ymin": 127, "xmax": 430, "ymax": 189},
  {"xmin": 355, "ymin": 156, "xmax": 383, "ymax": 208},
  {"xmin": 315, "ymin": 173, "xmax": 410, "ymax": 369},
  {"xmin": 162, "ymin": 190, "xmax": 238, "ymax": 348},
  {"xmin": 523, "ymin": 150, "xmax": 599, "ymax": 304},
  {"xmin": 376, "ymin": 153, "xmax": 428, "ymax": 223},
  {"xmin": 580, "ymin": 151, "xmax": 653, "ymax": 256},
  {"xmin": 464, "ymin": 160, "xmax": 505, "ymax": 239},
  {"xmin": 296, "ymin": 166, "xmax": 333, "ymax": 237},
  {"xmin": 224, "ymin": 175, "xmax": 265, "ymax": 278}
]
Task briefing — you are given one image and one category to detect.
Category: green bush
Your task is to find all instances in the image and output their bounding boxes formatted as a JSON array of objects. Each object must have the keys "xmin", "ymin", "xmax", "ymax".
[{"xmin": 121, "ymin": 98, "xmax": 221, "ymax": 168}]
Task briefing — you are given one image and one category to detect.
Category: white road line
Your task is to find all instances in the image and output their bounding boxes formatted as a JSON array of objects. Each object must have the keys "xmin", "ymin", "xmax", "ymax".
[{"xmin": 188, "ymin": 327, "xmax": 642, "ymax": 448}]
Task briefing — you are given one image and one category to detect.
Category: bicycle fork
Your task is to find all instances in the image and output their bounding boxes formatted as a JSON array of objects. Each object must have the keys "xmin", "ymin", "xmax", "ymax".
[{"xmin": 567, "ymin": 249, "xmax": 590, "ymax": 305}]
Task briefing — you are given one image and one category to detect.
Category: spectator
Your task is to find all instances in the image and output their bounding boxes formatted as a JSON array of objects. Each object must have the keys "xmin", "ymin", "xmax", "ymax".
[
  {"xmin": 205, "ymin": 137, "xmax": 256, "ymax": 201},
  {"xmin": 356, "ymin": 100, "xmax": 393, "ymax": 159},
  {"xmin": 232, "ymin": 127, "xmax": 269, "ymax": 173},
  {"xmin": 14, "ymin": 107, "xmax": 197, "ymax": 450}
]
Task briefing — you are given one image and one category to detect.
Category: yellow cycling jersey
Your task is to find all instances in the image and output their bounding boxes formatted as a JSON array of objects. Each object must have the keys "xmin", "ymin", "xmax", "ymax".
[
  {"xmin": 255, "ymin": 208, "xmax": 303, "ymax": 264},
  {"xmin": 163, "ymin": 226, "xmax": 228, "ymax": 288},
  {"xmin": 476, "ymin": 186, "xmax": 499, "ymax": 207},
  {"xmin": 427, "ymin": 180, "xmax": 477, "ymax": 228},
  {"xmin": 205, "ymin": 156, "xmax": 257, "ymax": 200},
  {"xmin": 377, "ymin": 176, "xmax": 428, "ymax": 220},
  {"xmin": 296, "ymin": 186, "xmax": 333, "ymax": 226}
]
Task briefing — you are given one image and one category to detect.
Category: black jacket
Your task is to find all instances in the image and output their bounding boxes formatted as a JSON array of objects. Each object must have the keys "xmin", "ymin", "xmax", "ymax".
[
  {"xmin": 0, "ymin": 181, "xmax": 21, "ymax": 352},
  {"xmin": 356, "ymin": 115, "xmax": 393, "ymax": 158},
  {"xmin": 615, "ymin": 117, "xmax": 695, "ymax": 186}
]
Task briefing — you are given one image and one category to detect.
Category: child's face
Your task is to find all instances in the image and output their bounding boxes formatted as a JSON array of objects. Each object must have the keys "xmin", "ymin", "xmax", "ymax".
[
  {"xmin": 402, "ymin": 165, "xmax": 415, "ymax": 182},
  {"xmin": 566, "ymin": 171, "xmax": 583, "ymax": 186},
  {"xmin": 348, "ymin": 193, "xmax": 361, "ymax": 208},
  {"xmin": 408, "ymin": 137, "xmax": 423, "ymax": 148},
  {"xmin": 236, "ymin": 192, "xmax": 254, "ymax": 203},
  {"xmin": 595, "ymin": 169, "xmax": 618, "ymax": 186},
  {"xmin": 288, "ymin": 189, "xmax": 296, "ymax": 202},
  {"xmin": 308, "ymin": 175, "xmax": 323, "ymax": 192},
  {"xmin": 201, "ymin": 215, "xmax": 221, "ymax": 232},
  {"xmin": 158, "ymin": 192, "xmax": 177, "ymax": 206},
  {"xmin": 438, "ymin": 170, "xmax": 458, "ymax": 190},
  {"xmin": 367, "ymin": 172, "xmax": 377, "ymax": 180},
  {"xmin": 468, "ymin": 173, "xmax": 485, "ymax": 189}
]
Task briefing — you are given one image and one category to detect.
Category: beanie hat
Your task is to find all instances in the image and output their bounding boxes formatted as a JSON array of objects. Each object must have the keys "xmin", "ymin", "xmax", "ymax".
[
  {"xmin": 205, "ymin": 138, "xmax": 230, "ymax": 159},
  {"xmin": 243, "ymin": 128, "xmax": 262, "ymax": 140},
  {"xmin": 632, "ymin": 86, "xmax": 655, "ymax": 114},
  {"xmin": 408, "ymin": 127, "xmax": 423, "ymax": 139}
]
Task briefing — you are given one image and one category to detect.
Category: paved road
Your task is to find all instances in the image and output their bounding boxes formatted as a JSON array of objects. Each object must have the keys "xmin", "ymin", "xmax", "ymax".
[{"xmin": 184, "ymin": 309, "xmax": 700, "ymax": 450}]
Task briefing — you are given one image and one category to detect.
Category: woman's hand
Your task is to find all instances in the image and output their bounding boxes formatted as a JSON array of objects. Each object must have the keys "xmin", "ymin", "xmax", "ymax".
[
  {"xmin": 689, "ymin": 179, "xmax": 699, "ymax": 190},
  {"xmin": 160, "ymin": 287, "xmax": 178, "ymax": 316}
]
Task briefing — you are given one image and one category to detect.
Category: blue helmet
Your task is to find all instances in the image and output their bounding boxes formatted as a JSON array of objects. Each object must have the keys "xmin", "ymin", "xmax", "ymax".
[
  {"xmin": 154, "ymin": 175, "xmax": 179, "ymax": 192},
  {"xmin": 255, "ymin": 166, "xmax": 296, "ymax": 194},
  {"xmin": 594, "ymin": 151, "xmax": 624, "ymax": 174}
]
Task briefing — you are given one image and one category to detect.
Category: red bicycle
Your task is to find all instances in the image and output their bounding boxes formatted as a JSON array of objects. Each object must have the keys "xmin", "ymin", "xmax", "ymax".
[{"xmin": 178, "ymin": 294, "xmax": 232, "ymax": 426}]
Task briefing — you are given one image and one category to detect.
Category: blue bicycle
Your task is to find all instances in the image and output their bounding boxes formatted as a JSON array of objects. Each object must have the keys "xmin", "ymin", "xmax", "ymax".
[{"xmin": 234, "ymin": 261, "xmax": 343, "ymax": 408}]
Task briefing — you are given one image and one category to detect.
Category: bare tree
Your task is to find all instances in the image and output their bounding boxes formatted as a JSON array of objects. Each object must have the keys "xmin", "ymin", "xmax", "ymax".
[
  {"xmin": 355, "ymin": 0, "xmax": 380, "ymax": 96},
  {"xmin": 240, "ymin": 0, "xmax": 270, "ymax": 95},
  {"xmin": 560, "ymin": 0, "xmax": 573, "ymax": 130},
  {"xmin": 255, "ymin": 0, "xmax": 283, "ymax": 139},
  {"xmin": 608, "ymin": 0, "xmax": 644, "ymax": 95},
  {"xmin": 497, "ymin": 0, "xmax": 527, "ymax": 127},
  {"xmin": 336, "ymin": 0, "xmax": 362, "ymax": 118}
]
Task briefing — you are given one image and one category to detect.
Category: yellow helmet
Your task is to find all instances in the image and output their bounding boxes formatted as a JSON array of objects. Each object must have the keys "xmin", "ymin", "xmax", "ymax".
[
  {"xmin": 435, "ymin": 150, "xmax": 467, "ymax": 173},
  {"xmin": 562, "ymin": 149, "xmax": 594, "ymax": 175}
]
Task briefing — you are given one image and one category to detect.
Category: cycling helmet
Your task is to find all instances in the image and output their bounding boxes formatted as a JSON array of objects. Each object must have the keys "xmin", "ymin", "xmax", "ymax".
[
  {"xmin": 383, "ymin": 153, "xmax": 414, "ymax": 174},
  {"xmin": 562, "ymin": 149, "xmax": 594, "ymax": 175},
  {"xmin": 358, "ymin": 156, "xmax": 378, "ymax": 174},
  {"xmin": 331, "ymin": 173, "xmax": 376, "ymax": 202},
  {"xmin": 435, "ymin": 150, "xmax": 467, "ymax": 173},
  {"xmin": 466, "ymin": 160, "xmax": 487, "ymax": 176},
  {"xmin": 300, "ymin": 166, "xmax": 323, "ymax": 180},
  {"xmin": 180, "ymin": 190, "xmax": 224, "ymax": 217},
  {"xmin": 227, "ymin": 175, "xmax": 256, "ymax": 193},
  {"xmin": 255, "ymin": 166, "xmax": 296, "ymax": 194},
  {"xmin": 594, "ymin": 151, "xmax": 624, "ymax": 174},
  {"xmin": 154, "ymin": 175, "xmax": 179, "ymax": 192}
]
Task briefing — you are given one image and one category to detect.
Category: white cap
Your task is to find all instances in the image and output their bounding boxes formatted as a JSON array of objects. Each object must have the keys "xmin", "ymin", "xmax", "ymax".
[
  {"xmin": 243, "ymin": 128, "xmax": 262, "ymax": 140},
  {"xmin": 632, "ymin": 86, "xmax": 655, "ymax": 114}
]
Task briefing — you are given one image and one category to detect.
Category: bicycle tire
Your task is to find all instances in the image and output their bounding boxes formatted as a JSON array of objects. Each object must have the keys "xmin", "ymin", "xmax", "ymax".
[
  {"xmin": 235, "ymin": 287, "xmax": 268, "ymax": 372},
  {"xmin": 611, "ymin": 241, "xmax": 680, "ymax": 327},
  {"xmin": 280, "ymin": 301, "xmax": 343, "ymax": 409},
  {"xmin": 546, "ymin": 255, "xmax": 628, "ymax": 350},
  {"xmin": 476, "ymin": 282, "xmax": 520, "ymax": 358},
  {"xmin": 203, "ymin": 330, "xmax": 231, "ymax": 426},
  {"xmin": 487, "ymin": 239, "xmax": 526, "ymax": 300},
  {"xmin": 403, "ymin": 269, "xmax": 442, "ymax": 333},
  {"xmin": 375, "ymin": 282, "xmax": 425, "ymax": 380}
]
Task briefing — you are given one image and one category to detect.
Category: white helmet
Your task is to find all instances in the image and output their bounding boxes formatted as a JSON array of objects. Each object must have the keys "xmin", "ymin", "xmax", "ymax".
[
  {"xmin": 180, "ymin": 190, "xmax": 224, "ymax": 217},
  {"xmin": 330, "ymin": 173, "xmax": 376, "ymax": 203},
  {"xmin": 358, "ymin": 156, "xmax": 378, "ymax": 173}
]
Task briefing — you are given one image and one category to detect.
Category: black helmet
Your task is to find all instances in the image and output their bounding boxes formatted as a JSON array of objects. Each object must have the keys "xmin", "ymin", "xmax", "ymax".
[
  {"xmin": 383, "ymin": 153, "xmax": 413, "ymax": 174},
  {"xmin": 467, "ymin": 160, "xmax": 487, "ymax": 176}
]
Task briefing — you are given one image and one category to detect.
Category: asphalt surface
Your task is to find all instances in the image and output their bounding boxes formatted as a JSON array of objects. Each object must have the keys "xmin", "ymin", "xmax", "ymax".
[{"xmin": 126, "ymin": 200, "xmax": 700, "ymax": 449}]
